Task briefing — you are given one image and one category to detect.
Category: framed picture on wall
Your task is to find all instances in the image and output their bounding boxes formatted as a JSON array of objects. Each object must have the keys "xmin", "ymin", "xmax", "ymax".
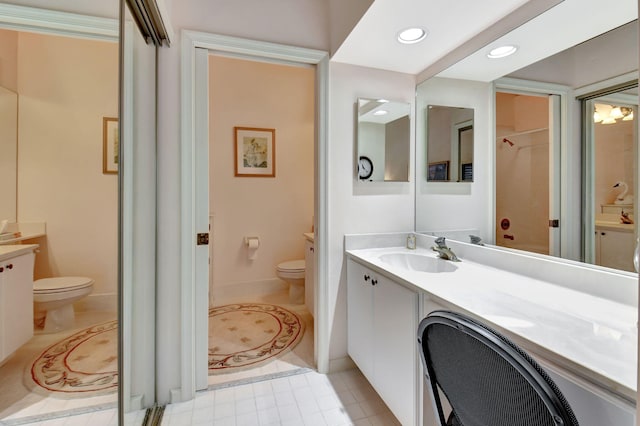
[
  {"xmin": 103, "ymin": 117, "xmax": 119, "ymax": 174},
  {"xmin": 428, "ymin": 161, "xmax": 449, "ymax": 181},
  {"xmin": 234, "ymin": 127, "xmax": 276, "ymax": 177}
]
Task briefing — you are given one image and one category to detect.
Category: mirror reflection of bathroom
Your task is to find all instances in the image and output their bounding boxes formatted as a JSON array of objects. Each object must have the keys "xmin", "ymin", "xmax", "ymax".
[
  {"xmin": 207, "ymin": 53, "xmax": 316, "ymax": 386},
  {"xmin": 495, "ymin": 92, "xmax": 558, "ymax": 256},
  {"xmin": 356, "ymin": 98, "xmax": 410, "ymax": 182},
  {"xmin": 426, "ymin": 105, "xmax": 474, "ymax": 182},
  {"xmin": 586, "ymin": 91, "xmax": 638, "ymax": 272},
  {"xmin": 0, "ymin": 7, "xmax": 119, "ymax": 422}
]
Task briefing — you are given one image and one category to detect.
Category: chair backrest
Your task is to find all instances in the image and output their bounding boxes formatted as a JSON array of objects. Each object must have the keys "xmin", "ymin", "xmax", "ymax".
[{"xmin": 417, "ymin": 310, "xmax": 579, "ymax": 426}]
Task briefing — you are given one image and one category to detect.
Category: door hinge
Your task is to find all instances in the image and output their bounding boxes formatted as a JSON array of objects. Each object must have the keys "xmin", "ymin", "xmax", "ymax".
[
  {"xmin": 197, "ymin": 233, "xmax": 209, "ymax": 245},
  {"xmin": 549, "ymin": 219, "xmax": 559, "ymax": 228}
]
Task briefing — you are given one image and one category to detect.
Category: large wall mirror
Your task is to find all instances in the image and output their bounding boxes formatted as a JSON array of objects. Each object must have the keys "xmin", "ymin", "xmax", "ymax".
[
  {"xmin": 426, "ymin": 105, "xmax": 474, "ymax": 182},
  {"xmin": 416, "ymin": 2, "xmax": 638, "ymax": 277},
  {"xmin": 356, "ymin": 98, "xmax": 410, "ymax": 182}
]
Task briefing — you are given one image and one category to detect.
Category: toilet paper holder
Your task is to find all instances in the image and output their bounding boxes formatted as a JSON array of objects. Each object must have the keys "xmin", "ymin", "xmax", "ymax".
[{"xmin": 244, "ymin": 236, "xmax": 260, "ymax": 248}]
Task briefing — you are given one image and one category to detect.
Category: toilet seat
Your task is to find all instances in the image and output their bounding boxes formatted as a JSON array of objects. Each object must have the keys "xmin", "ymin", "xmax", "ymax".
[
  {"xmin": 277, "ymin": 260, "xmax": 305, "ymax": 273},
  {"xmin": 34, "ymin": 277, "xmax": 94, "ymax": 294}
]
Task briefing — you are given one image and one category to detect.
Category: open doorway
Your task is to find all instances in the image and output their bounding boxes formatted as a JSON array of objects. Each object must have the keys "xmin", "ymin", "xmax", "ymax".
[
  {"xmin": 583, "ymin": 87, "xmax": 638, "ymax": 272},
  {"xmin": 495, "ymin": 91, "xmax": 561, "ymax": 256},
  {"xmin": 206, "ymin": 54, "xmax": 316, "ymax": 386}
]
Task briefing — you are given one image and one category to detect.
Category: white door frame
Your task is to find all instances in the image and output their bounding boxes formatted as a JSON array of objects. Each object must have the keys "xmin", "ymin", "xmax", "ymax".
[
  {"xmin": 494, "ymin": 78, "xmax": 572, "ymax": 258},
  {"xmin": 180, "ymin": 30, "xmax": 329, "ymax": 399}
]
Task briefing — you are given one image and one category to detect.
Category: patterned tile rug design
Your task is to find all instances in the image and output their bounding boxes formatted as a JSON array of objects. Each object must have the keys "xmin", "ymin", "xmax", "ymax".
[
  {"xmin": 208, "ymin": 303, "xmax": 305, "ymax": 374},
  {"xmin": 29, "ymin": 321, "xmax": 118, "ymax": 396}
]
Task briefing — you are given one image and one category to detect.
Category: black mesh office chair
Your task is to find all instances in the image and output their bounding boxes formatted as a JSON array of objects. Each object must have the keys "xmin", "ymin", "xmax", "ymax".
[{"xmin": 417, "ymin": 310, "xmax": 579, "ymax": 426}]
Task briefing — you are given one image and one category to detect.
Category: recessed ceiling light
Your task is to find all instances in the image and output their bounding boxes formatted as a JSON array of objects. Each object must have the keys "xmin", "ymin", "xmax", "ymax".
[
  {"xmin": 397, "ymin": 27, "xmax": 427, "ymax": 44},
  {"xmin": 487, "ymin": 45, "xmax": 518, "ymax": 59},
  {"xmin": 373, "ymin": 110, "xmax": 388, "ymax": 116}
]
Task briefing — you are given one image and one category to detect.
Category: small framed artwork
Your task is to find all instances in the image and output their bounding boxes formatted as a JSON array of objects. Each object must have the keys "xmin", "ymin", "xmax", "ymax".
[
  {"xmin": 234, "ymin": 127, "xmax": 276, "ymax": 177},
  {"xmin": 428, "ymin": 161, "xmax": 449, "ymax": 181},
  {"xmin": 103, "ymin": 117, "xmax": 119, "ymax": 174}
]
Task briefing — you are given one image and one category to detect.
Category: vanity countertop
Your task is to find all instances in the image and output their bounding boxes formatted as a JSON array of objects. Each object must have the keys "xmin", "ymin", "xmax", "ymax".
[
  {"xmin": 346, "ymin": 245, "xmax": 637, "ymax": 402},
  {"xmin": 595, "ymin": 220, "xmax": 635, "ymax": 232},
  {"xmin": 0, "ymin": 244, "xmax": 38, "ymax": 262}
]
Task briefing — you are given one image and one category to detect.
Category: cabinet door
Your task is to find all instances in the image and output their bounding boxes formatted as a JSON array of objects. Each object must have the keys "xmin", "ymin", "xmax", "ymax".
[
  {"xmin": 373, "ymin": 275, "xmax": 418, "ymax": 426},
  {"xmin": 347, "ymin": 259, "xmax": 374, "ymax": 380},
  {"xmin": 597, "ymin": 230, "xmax": 635, "ymax": 272},
  {"xmin": 304, "ymin": 240, "xmax": 315, "ymax": 317},
  {"xmin": 2, "ymin": 252, "xmax": 34, "ymax": 357}
]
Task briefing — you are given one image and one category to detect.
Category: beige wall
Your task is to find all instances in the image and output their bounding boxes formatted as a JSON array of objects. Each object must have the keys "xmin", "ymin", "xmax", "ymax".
[
  {"xmin": 209, "ymin": 55, "xmax": 314, "ymax": 290},
  {"xmin": 0, "ymin": 29, "xmax": 18, "ymax": 91},
  {"xmin": 17, "ymin": 32, "xmax": 118, "ymax": 301}
]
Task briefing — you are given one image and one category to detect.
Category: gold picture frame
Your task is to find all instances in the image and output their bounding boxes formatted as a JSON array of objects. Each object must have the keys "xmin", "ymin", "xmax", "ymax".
[
  {"xmin": 234, "ymin": 127, "xmax": 276, "ymax": 177},
  {"xmin": 103, "ymin": 117, "xmax": 119, "ymax": 174}
]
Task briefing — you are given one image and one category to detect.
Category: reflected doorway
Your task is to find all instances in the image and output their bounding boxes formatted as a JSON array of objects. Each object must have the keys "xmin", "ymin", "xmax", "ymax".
[
  {"xmin": 495, "ymin": 91, "xmax": 561, "ymax": 255},
  {"xmin": 584, "ymin": 88, "xmax": 638, "ymax": 272}
]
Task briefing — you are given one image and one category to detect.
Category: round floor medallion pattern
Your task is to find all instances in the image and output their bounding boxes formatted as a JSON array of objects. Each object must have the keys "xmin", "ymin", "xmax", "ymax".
[
  {"xmin": 209, "ymin": 303, "xmax": 304, "ymax": 374},
  {"xmin": 31, "ymin": 320, "xmax": 118, "ymax": 395}
]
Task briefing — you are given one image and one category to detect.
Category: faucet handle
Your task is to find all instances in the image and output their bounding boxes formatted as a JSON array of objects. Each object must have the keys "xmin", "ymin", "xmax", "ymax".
[
  {"xmin": 434, "ymin": 236, "xmax": 447, "ymax": 248},
  {"xmin": 469, "ymin": 235, "xmax": 484, "ymax": 245}
]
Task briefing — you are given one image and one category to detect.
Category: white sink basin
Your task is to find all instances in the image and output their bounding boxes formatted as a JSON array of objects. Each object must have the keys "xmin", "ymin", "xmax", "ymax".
[{"xmin": 378, "ymin": 253, "xmax": 458, "ymax": 273}]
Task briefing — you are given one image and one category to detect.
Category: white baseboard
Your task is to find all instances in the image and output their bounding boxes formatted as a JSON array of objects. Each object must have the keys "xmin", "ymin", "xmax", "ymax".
[
  {"xmin": 74, "ymin": 292, "xmax": 117, "ymax": 313},
  {"xmin": 328, "ymin": 356, "xmax": 356, "ymax": 373},
  {"xmin": 211, "ymin": 278, "xmax": 287, "ymax": 304}
]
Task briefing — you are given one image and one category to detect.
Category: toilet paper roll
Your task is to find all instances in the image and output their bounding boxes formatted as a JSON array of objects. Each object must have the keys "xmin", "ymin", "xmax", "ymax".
[{"xmin": 247, "ymin": 238, "xmax": 259, "ymax": 249}]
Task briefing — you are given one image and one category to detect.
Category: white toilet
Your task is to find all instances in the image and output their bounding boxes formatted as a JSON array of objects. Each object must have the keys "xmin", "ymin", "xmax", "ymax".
[
  {"xmin": 33, "ymin": 276, "xmax": 94, "ymax": 333},
  {"xmin": 276, "ymin": 260, "xmax": 305, "ymax": 304}
]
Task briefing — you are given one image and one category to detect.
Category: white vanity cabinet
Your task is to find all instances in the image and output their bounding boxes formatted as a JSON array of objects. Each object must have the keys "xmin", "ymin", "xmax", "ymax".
[
  {"xmin": 0, "ymin": 249, "xmax": 35, "ymax": 363},
  {"xmin": 347, "ymin": 258, "xmax": 419, "ymax": 426},
  {"xmin": 304, "ymin": 238, "xmax": 315, "ymax": 317}
]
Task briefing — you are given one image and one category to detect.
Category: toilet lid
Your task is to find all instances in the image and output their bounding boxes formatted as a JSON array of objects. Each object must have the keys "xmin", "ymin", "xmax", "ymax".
[
  {"xmin": 277, "ymin": 260, "xmax": 305, "ymax": 272},
  {"xmin": 34, "ymin": 277, "xmax": 94, "ymax": 293}
]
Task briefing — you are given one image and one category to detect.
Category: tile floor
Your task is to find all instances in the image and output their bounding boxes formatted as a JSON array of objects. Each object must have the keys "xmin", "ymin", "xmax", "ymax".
[{"xmin": 16, "ymin": 368, "xmax": 400, "ymax": 426}]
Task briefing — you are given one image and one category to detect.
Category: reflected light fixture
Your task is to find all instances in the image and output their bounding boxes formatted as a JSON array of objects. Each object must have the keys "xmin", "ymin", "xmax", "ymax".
[
  {"xmin": 594, "ymin": 104, "xmax": 634, "ymax": 124},
  {"xmin": 397, "ymin": 27, "xmax": 427, "ymax": 44},
  {"xmin": 373, "ymin": 110, "xmax": 388, "ymax": 116},
  {"xmin": 487, "ymin": 45, "xmax": 518, "ymax": 59},
  {"xmin": 610, "ymin": 106, "xmax": 624, "ymax": 119},
  {"xmin": 593, "ymin": 111, "xmax": 602, "ymax": 123}
]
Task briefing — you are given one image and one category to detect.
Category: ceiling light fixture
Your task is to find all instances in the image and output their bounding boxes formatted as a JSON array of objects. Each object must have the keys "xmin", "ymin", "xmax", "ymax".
[
  {"xmin": 373, "ymin": 110, "xmax": 388, "ymax": 116},
  {"xmin": 397, "ymin": 27, "xmax": 427, "ymax": 44},
  {"xmin": 487, "ymin": 45, "xmax": 518, "ymax": 59}
]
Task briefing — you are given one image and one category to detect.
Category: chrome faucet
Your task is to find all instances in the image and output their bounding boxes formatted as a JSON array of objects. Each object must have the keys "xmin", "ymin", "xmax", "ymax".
[{"xmin": 432, "ymin": 237, "xmax": 460, "ymax": 262}]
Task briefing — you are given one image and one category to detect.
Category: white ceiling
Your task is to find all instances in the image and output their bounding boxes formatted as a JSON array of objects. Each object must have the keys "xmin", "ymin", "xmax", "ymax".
[
  {"xmin": 439, "ymin": 0, "xmax": 638, "ymax": 82},
  {"xmin": 332, "ymin": 0, "xmax": 638, "ymax": 80},
  {"xmin": 331, "ymin": 0, "xmax": 533, "ymax": 75}
]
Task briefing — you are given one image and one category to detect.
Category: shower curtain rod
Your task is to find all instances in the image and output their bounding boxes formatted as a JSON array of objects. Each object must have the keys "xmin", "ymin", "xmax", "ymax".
[{"xmin": 497, "ymin": 127, "xmax": 548, "ymax": 139}]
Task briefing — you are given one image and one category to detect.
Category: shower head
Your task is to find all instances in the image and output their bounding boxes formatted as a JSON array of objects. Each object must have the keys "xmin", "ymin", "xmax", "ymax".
[{"xmin": 502, "ymin": 138, "xmax": 514, "ymax": 147}]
